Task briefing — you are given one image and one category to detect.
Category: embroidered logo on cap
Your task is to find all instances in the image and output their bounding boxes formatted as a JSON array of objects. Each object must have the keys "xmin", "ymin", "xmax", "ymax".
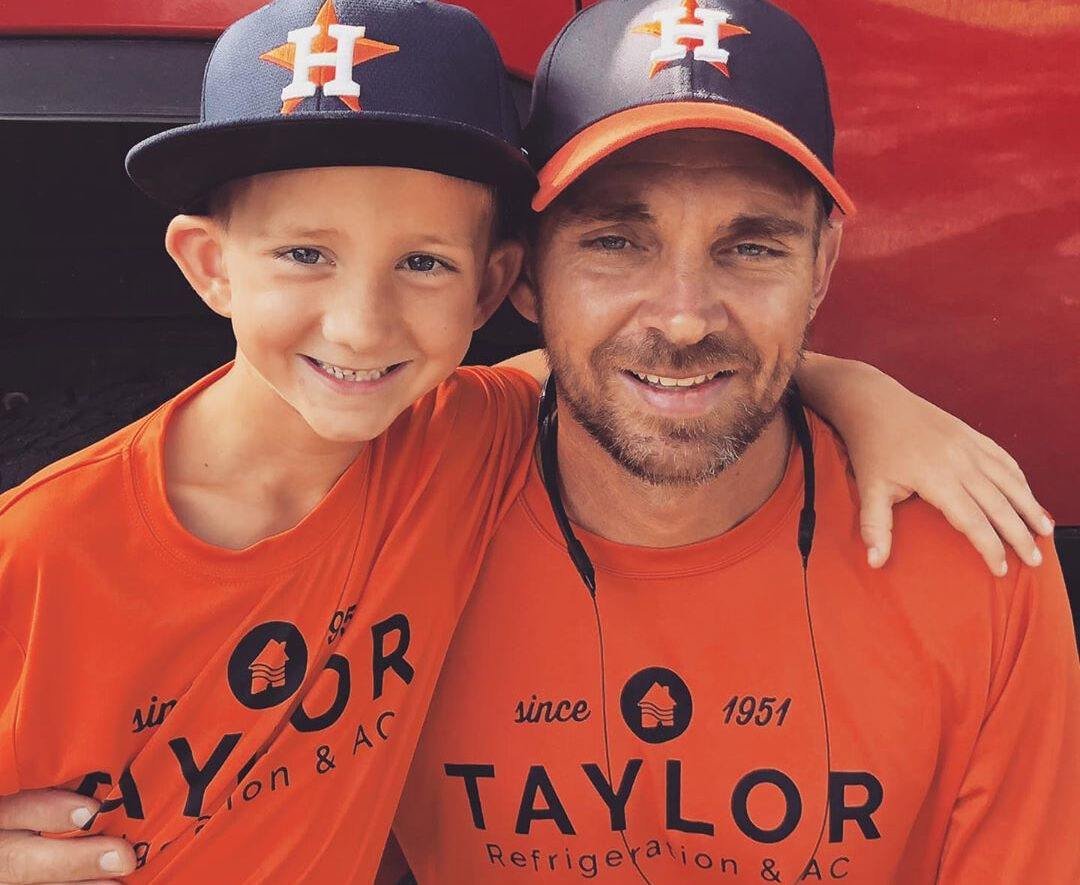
[
  {"xmin": 632, "ymin": 0, "xmax": 750, "ymax": 79},
  {"xmin": 260, "ymin": 0, "xmax": 400, "ymax": 114}
]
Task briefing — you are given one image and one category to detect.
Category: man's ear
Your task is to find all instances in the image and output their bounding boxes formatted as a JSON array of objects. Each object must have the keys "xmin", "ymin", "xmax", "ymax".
[
  {"xmin": 507, "ymin": 253, "xmax": 540, "ymax": 324},
  {"xmin": 809, "ymin": 220, "xmax": 843, "ymax": 320},
  {"xmin": 165, "ymin": 215, "xmax": 232, "ymax": 318},
  {"xmin": 473, "ymin": 238, "xmax": 526, "ymax": 330}
]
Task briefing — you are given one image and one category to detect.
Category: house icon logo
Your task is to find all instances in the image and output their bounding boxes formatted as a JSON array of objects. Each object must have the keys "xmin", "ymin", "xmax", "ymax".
[
  {"xmin": 227, "ymin": 621, "xmax": 309, "ymax": 710},
  {"xmin": 620, "ymin": 667, "xmax": 693, "ymax": 743},
  {"xmin": 249, "ymin": 638, "xmax": 290, "ymax": 695}
]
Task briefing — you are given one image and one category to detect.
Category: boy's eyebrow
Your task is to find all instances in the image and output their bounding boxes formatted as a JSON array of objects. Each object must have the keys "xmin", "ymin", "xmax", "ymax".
[
  {"xmin": 722, "ymin": 214, "xmax": 809, "ymax": 240},
  {"xmin": 259, "ymin": 226, "xmax": 342, "ymax": 240}
]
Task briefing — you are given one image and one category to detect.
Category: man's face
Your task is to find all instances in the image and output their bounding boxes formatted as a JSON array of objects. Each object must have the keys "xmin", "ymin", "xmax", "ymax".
[{"xmin": 526, "ymin": 131, "xmax": 840, "ymax": 484}]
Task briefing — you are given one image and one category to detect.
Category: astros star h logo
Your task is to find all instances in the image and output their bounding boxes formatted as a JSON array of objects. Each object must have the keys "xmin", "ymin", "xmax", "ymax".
[
  {"xmin": 633, "ymin": 0, "xmax": 750, "ymax": 79},
  {"xmin": 260, "ymin": 0, "xmax": 400, "ymax": 114}
]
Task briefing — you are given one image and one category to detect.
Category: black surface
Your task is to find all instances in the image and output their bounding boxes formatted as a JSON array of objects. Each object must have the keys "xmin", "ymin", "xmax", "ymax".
[{"xmin": 0, "ymin": 38, "xmax": 211, "ymax": 121}]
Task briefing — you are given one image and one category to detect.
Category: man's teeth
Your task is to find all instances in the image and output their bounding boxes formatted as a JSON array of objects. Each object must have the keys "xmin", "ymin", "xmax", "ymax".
[
  {"xmin": 631, "ymin": 371, "xmax": 724, "ymax": 388},
  {"xmin": 313, "ymin": 358, "xmax": 392, "ymax": 382}
]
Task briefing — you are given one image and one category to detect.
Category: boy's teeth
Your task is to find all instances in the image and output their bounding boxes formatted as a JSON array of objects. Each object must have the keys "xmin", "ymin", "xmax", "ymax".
[
  {"xmin": 314, "ymin": 358, "xmax": 390, "ymax": 382},
  {"xmin": 631, "ymin": 371, "xmax": 718, "ymax": 388}
]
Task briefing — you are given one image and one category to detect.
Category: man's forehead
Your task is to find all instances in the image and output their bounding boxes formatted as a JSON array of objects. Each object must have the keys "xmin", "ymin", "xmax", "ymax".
[{"xmin": 556, "ymin": 130, "xmax": 811, "ymax": 217}]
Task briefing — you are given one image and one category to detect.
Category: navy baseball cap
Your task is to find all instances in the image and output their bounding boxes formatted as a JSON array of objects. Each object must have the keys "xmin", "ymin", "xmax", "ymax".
[
  {"xmin": 127, "ymin": 0, "xmax": 535, "ymax": 211},
  {"xmin": 525, "ymin": 0, "xmax": 855, "ymax": 215}
]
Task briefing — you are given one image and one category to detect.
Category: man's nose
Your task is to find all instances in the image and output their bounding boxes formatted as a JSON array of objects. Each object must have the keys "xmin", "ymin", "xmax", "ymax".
[
  {"xmin": 636, "ymin": 259, "xmax": 729, "ymax": 347},
  {"xmin": 320, "ymin": 278, "xmax": 397, "ymax": 355}
]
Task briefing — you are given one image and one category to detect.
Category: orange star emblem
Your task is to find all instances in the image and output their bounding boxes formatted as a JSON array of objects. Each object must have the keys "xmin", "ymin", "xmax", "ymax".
[
  {"xmin": 259, "ymin": 0, "xmax": 399, "ymax": 114},
  {"xmin": 633, "ymin": 0, "xmax": 750, "ymax": 79}
]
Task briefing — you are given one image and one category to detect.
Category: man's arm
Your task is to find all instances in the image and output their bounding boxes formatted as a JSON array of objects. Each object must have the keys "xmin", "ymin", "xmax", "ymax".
[
  {"xmin": 937, "ymin": 539, "xmax": 1079, "ymax": 882},
  {"xmin": 0, "ymin": 791, "xmax": 135, "ymax": 884}
]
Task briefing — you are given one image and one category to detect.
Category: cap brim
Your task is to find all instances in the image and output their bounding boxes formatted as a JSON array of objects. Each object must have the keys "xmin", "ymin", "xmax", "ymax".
[
  {"xmin": 127, "ymin": 113, "xmax": 537, "ymax": 211},
  {"xmin": 533, "ymin": 101, "xmax": 855, "ymax": 216}
]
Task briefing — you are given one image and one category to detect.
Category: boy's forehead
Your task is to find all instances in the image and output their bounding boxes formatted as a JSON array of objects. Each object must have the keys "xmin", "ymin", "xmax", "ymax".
[{"xmin": 225, "ymin": 166, "xmax": 495, "ymax": 232}]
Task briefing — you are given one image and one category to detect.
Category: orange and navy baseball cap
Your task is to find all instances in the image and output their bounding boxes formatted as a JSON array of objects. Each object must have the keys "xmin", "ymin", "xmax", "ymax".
[
  {"xmin": 525, "ymin": 0, "xmax": 855, "ymax": 215},
  {"xmin": 127, "ymin": 0, "xmax": 535, "ymax": 211}
]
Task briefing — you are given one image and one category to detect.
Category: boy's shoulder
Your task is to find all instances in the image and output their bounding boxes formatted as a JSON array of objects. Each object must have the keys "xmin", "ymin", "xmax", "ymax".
[
  {"xmin": 0, "ymin": 407, "xmax": 157, "ymax": 545},
  {"xmin": 384, "ymin": 364, "xmax": 540, "ymax": 450}
]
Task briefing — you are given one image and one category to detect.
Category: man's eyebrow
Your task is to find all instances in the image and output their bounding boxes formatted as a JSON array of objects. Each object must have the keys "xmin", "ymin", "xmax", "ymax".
[
  {"xmin": 558, "ymin": 200, "xmax": 655, "ymax": 226},
  {"xmin": 723, "ymin": 214, "xmax": 809, "ymax": 240}
]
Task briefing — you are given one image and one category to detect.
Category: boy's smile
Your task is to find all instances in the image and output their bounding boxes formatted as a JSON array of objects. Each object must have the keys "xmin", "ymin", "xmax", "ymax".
[{"xmin": 166, "ymin": 165, "xmax": 522, "ymax": 447}]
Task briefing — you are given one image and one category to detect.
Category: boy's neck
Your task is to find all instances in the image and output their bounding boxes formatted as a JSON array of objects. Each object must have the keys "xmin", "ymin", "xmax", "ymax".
[{"xmin": 163, "ymin": 354, "xmax": 366, "ymax": 550}]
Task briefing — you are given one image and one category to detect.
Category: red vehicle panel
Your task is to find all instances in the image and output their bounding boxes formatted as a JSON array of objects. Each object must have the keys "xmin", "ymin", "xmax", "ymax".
[{"xmin": 2, "ymin": 0, "xmax": 1076, "ymax": 520}]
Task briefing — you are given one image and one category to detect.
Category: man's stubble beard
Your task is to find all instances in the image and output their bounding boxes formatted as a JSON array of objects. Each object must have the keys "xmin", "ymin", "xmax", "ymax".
[{"xmin": 541, "ymin": 320, "xmax": 806, "ymax": 488}]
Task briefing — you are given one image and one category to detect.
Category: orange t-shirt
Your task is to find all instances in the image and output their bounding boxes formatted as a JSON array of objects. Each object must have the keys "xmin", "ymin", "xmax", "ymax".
[
  {"xmin": 394, "ymin": 412, "xmax": 1080, "ymax": 884},
  {"xmin": 0, "ymin": 362, "xmax": 537, "ymax": 883}
]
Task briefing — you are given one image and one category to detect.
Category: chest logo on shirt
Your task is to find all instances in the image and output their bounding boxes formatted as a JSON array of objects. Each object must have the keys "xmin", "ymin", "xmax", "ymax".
[
  {"xmin": 620, "ymin": 667, "xmax": 693, "ymax": 743},
  {"xmin": 227, "ymin": 621, "xmax": 309, "ymax": 709}
]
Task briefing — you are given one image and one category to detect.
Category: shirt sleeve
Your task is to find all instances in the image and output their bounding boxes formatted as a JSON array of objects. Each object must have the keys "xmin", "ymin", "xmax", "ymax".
[
  {"xmin": 0, "ymin": 625, "xmax": 26, "ymax": 795},
  {"xmin": 937, "ymin": 536, "xmax": 1080, "ymax": 883}
]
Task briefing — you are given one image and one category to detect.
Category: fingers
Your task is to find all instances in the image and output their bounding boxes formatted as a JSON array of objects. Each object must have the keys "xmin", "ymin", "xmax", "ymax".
[
  {"xmin": 0, "ymin": 830, "xmax": 135, "ymax": 885},
  {"xmin": 858, "ymin": 481, "xmax": 902, "ymax": 568},
  {"xmin": 927, "ymin": 483, "xmax": 1010, "ymax": 576},
  {"xmin": 0, "ymin": 792, "xmax": 97, "ymax": 836},
  {"xmin": 965, "ymin": 475, "xmax": 1043, "ymax": 570},
  {"xmin": 974, "ymin": 440, "xmax": 1054, "ymax": 538}
]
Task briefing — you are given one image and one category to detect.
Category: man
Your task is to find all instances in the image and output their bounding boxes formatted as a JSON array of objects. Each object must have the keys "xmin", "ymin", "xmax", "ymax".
[{"xmin": 383, "ymin": 0, "xmax": 1078, "ymax": 881}]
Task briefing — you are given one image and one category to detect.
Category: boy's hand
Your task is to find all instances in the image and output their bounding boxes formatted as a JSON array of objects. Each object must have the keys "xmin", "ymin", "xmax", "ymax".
[
  {"xmin": 0, "ymin": 791, "xmax": 136, "ymax": 884},
  {"xmin": 796, "ymin": 355, "xmax": 1052, "ymax": 575}
]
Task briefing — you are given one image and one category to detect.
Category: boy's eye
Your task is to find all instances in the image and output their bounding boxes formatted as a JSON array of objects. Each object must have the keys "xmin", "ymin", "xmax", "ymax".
[
  {"xmin": 406, "ymin": 254, "xmax": 438, "ymax": 272},
  {"xmin": 402, "ymin": 254, "xmax": 454, "ymax": 274},
  {"xmin": 282, "ymin": 247, "xmax": 325, "ymax": 265}
]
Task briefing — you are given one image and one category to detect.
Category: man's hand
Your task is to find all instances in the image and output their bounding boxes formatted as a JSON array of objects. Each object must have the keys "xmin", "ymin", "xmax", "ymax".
[
  {"xmin": 0, "ymin": 791, "xmax": 136, "ymax": 884},
  {"xmin": 796, "ymin": 354, "xmax": 1052, "ymax": 575}
]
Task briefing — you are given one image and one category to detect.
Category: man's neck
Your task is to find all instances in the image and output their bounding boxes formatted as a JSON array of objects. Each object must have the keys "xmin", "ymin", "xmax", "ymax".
[{"xmin": 554, "ymin": 410, "xmax": 793, "ymax": 548}]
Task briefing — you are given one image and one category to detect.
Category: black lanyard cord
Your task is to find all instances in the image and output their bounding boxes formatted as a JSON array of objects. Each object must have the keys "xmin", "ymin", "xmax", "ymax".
[{"xmin": 535, "ymin": 376, "xmax": 829, "ymax": 883}]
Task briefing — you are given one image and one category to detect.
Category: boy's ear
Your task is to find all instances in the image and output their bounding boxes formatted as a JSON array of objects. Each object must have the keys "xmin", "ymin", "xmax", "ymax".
[
  {"xmin": 809, "ymin": 220, "xmax": 843, "ymax": 321},
  {"xmin": 473, "ymin": 238, "xmax": 525, "ymax": 330},
  {"xmin": 165, "ymin": 215, "xmax": 232, "ymax": 318}
]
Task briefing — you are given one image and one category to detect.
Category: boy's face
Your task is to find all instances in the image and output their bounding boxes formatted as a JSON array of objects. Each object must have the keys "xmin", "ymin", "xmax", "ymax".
[{"xmin": 169, "ymin": 166, "xmax": 518, "ymax": 443}]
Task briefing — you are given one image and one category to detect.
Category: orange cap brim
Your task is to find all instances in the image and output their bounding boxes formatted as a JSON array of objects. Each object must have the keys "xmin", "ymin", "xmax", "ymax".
[{"xmin": 533, "ymin": 101, "xmax": 856, "ymax": 216}]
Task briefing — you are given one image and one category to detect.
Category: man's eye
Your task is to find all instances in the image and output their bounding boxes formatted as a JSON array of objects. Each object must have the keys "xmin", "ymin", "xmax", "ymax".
[
  {"xmin": 283, "ymin": 248, "xmax": 324, "ymax": 265},
  {"xmin": 734, "ymin": 243, "xmax": 774, "ymax": 257},
  {"xmin": 594, "ymin": 235, "xmax": 629, "ymax": 251}
]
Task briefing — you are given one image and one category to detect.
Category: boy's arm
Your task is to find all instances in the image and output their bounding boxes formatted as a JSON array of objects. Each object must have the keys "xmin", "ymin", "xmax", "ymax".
[
  {"xmin": 502, "ymin": 349, "xmax": 1053, "ymax": 576},
  {"xmin": 793, "ymin": 353, "xmax": 1052, "ymax": 574},
  {"xmin": 937, "ymin": 541, "xmax": 1079, "ymax": 882}
]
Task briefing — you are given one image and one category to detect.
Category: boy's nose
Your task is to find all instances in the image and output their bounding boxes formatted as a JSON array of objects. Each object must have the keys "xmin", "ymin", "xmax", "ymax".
[{"xmin": 320, "ymin": 284, "xmax": 397, "ymax": 355}]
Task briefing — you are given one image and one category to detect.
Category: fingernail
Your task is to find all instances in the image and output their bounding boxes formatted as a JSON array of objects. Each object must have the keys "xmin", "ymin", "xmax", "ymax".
[
  {"xmin": 100, "ymin": 850, "xmax": 124, "ymax": 873},
  {"xmin": 70, "ymin": 806, "xmax": 94, "ymax": 829},
  {"xmin": 1031, "ymin": 547, "xmax": 1043, "ymax": 567},
  {"xmin": 1039, "ymin": 515, "xmax": 1054, "ymax": 535},
  {"xmin": 867, "ymin": 547, "xmax": 883, "ymax": 568},
  {"xmin": 995, "ymin": 560, "xmax": 1008, "ymax": 578}
]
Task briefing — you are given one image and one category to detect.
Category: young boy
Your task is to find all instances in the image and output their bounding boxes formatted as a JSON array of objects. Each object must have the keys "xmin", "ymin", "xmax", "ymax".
[
  {"xmin": 0, "ymin": 1, "xmax": 540, "ymax": 881},
  {"xmin": 0, "ymin": 0, "xmax": 1053, "ymax": 882}
]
